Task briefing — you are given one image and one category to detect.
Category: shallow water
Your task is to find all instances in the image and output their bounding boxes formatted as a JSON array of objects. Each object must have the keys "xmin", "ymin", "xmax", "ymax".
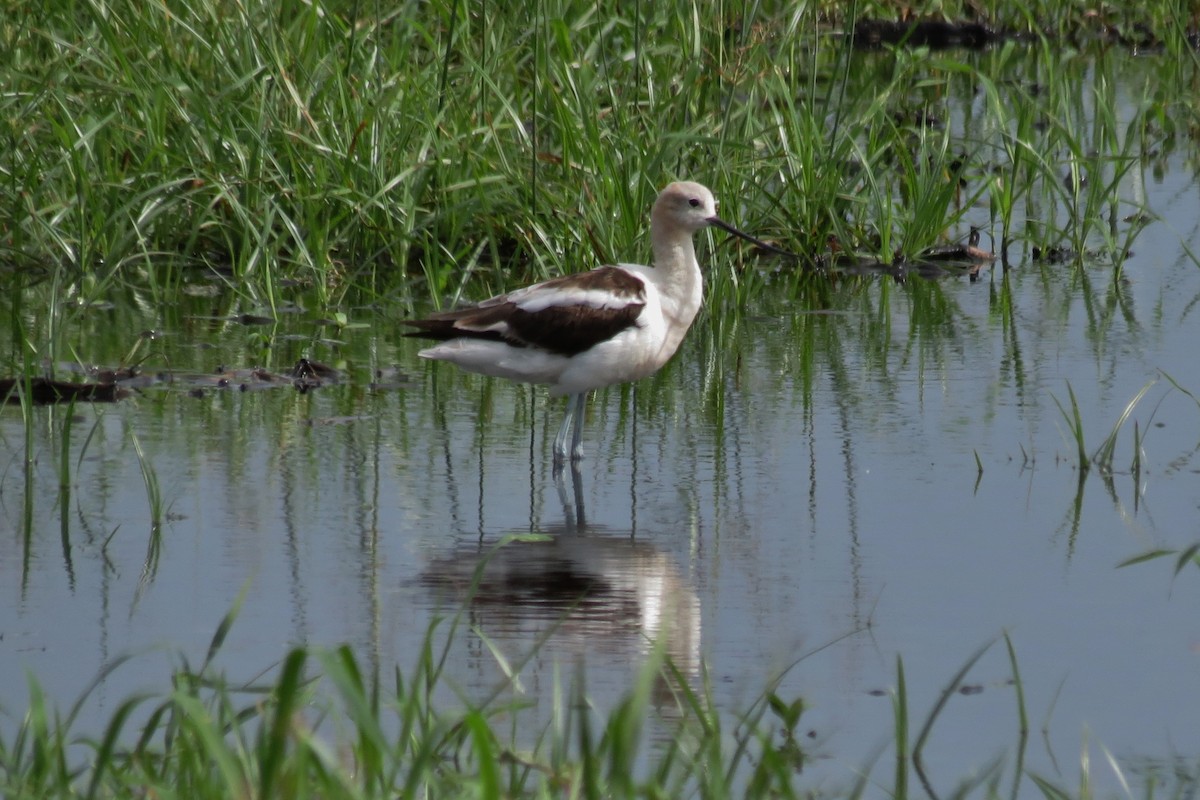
[{"xmin": 5, "ymin": 67, "xmax": 1200, "ymax": 800}]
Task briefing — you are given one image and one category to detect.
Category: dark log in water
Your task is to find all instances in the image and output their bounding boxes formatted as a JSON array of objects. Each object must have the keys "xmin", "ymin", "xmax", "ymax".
[
  {"xmin": 0, "ymin": 377, "xmax": 130, "ymax": 405},
  {"xmin": 851, "ymin": 19, "xmax": 1005, "ymax": 50}
]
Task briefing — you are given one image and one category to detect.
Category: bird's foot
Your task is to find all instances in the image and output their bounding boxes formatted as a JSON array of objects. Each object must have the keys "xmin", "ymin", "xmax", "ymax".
[{"xmin": 552, "ymin": 446, "xmax": 583, "ymax": 479}]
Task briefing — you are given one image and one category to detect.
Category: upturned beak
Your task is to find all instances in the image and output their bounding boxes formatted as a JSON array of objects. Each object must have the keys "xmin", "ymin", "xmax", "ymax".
[{"xmin": 708, "ymin": 216, "xmax": 799, "ymax": 258}]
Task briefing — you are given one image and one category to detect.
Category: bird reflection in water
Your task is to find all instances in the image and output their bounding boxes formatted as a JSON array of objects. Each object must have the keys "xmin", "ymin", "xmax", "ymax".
[{"xmin": 420, "ymin": 464, "xmax": 701, "ymax": 704}]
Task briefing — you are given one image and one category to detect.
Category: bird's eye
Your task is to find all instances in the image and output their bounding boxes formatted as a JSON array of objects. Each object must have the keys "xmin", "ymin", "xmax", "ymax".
[{"xmin": 688, "ymin": 198, "xmax": 701, "ymax": 208}]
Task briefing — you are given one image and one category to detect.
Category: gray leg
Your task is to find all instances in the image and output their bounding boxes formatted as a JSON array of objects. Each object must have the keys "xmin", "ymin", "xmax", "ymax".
[
  {"xmin": 570, "ymin": 392, "xmax": 588, "ymax": 461},
  {"xmin": 553, "ymin": 458, "xmax": 586, "ymax": 530},
  {"xmin": 552, "ymin": 393, "xmax": 581, "ymax": 467}
]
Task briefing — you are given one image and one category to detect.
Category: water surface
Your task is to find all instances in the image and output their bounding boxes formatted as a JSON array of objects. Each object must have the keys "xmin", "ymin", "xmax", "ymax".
[{"xmin": 4, "ymin": 56, "xmax": 1200, "ymax": 800}]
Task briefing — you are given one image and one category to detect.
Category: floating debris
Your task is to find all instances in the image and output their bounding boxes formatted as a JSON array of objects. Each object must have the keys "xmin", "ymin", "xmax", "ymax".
[
  {"xmin": 4, "ymin": 356, "xmax": 403, "ymax": 404},
  {"xmin": 291, "ymin": 358, "xmax": 340, "ymax": 381},
  {"xmin": 235, "ymin": 313, "xmax": 276, "ymax": 326},
  {"xmin": 0, "ymin": 377, "xmax": 130, "ymax": 405},
  {"xmin": 851, "ymin": 19, "xmax": 1006, "ymax": 50}
]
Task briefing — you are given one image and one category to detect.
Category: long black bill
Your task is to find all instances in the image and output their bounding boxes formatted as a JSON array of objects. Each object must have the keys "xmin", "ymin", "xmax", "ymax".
[{"xmin": 708, "ymin": 216, "xmax": 801, "ymax": 258}]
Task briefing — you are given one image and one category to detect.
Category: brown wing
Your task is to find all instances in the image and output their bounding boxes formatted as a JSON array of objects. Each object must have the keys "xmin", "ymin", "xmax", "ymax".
[{"xmin": 404, "ymin": 266, "xmax": 647, "ymax": 357}]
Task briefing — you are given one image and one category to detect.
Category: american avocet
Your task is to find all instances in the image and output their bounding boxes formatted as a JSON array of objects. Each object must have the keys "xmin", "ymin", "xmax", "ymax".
[{"xmin": 405, "ymin": 181, "xmax": 787, "ymax": 467}]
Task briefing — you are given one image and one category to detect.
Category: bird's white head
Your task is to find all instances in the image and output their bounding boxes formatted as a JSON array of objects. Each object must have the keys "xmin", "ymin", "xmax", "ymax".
[
  {"xmin": 652, "ymin": 180, "xmax": 796, "ymax": 258},
  {"xmin": 652, "ymin": 181, "xmax": 721, "ymax": 234}
]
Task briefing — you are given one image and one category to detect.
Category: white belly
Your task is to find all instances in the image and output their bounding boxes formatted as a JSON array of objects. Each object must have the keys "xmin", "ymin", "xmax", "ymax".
[{"xmin": 553, "ymin": 318, "xmax": 672, "ymax": 395}]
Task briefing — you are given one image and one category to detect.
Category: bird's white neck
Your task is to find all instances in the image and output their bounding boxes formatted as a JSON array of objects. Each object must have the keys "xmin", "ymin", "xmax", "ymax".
[{"xmin": 650, "ymin": 230, "xmax": 704, "ymax": 346}]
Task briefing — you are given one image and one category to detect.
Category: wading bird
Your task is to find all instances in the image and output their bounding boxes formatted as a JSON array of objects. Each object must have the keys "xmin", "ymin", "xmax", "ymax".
[{"xmin": 404, "ymin": 181, "xmax": 787, "ymax": 469}]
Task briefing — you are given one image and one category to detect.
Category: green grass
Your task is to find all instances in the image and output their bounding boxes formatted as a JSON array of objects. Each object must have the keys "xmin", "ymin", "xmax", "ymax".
[
  {"xmin": 2, "ymin": 596, "xmax": 1192, "ymax": 800},
  {"xmin": 1, "ymin": 0, "xmax": 1194, "ymax": 413},
  {"xmin": 1052, "ymin": 372, "xmax": 1200, "ymax": 480},
  {"xmin": 3, "ymin": 0, "xmax": 1195, "ymax": 336}
]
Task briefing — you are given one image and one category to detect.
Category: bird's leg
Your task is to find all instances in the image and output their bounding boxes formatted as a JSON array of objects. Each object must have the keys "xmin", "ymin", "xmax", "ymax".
[
  {"xmin": 552, "ymin": 394, "xmax": 579, "ymax": 468},
  {"xmin": 554, "ymin": 462, "xmax": 573, "ymax": 522},
  {"xmin": 570, "ymin": 392, "xmax": 588, "ymax": 461},
  {"xmin": 569, "ymin": 459, "xmax": 586, "ymax": 526}
]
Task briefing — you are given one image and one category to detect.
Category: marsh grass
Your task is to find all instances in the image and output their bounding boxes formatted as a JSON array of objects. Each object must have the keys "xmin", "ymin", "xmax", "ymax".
[
  {"xmin": 2, "ymin": 596, "xmax": 1176, "ymax": 799},
  {"xmin": 3, "ymin": 0, "xmax": 1194, "ymax": 336},
  {"xmin": 1052, "ymin": 370, "xmax": 1200, "ymax": 482},
  {"xmin": 1120, "ymin": 543, "xmax": 1200, "ymax": 581},
  {"xmin": 0, "ymin": 4, "xmax": 1186, "ymax": 495},
  {"xmin": 54, "ymin": 402, "xmax": 76, "ymax": 579},
  {"xmin": 1052, "ymin": 378, "xmax": 1158, "ymax": 477}
]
